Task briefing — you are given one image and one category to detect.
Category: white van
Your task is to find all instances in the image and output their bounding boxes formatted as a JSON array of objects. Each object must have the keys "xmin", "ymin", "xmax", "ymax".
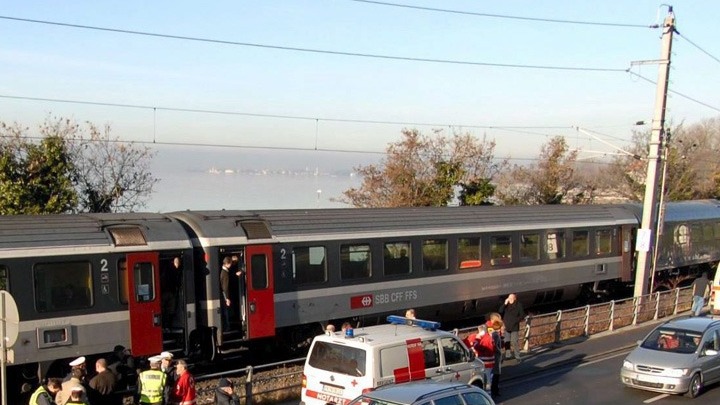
[
  {"xmin": 300, "ymin": 316, "xmax": 487, "ymax": 405},
  {"xmin": 710, "ymin": 262, "xmax": 720, "ymax": 315}
]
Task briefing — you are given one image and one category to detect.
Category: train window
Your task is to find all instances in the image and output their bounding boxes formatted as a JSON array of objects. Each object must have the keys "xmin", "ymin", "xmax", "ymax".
[
  {"xmin": 571, "ymin": 231, "xmax": 589, "ymax": 257},
  {"xmin": 458, "ymin": 238, "xmax": 481, "ymax": 269},
  {"xmin": 691, "ymin": 224, "xmax": 702, "ymax": 244},
  {"xmin": 250, "ymin": 254, "xmax": 269, "ymax": 289},
  {"xmin": 547, "ymin": 232, "xmax": 565, "ymax": 259},
  {"xmin": 118, "ymin": 259, "xmax": 128, "ymax": 305},
  {"xmin": 520, "ymin": 234, "xmax": 540, "ymax": 262},
  {"xmin": 34, "ymin": 261, "xmax": 93, "ymax": 312},
  {"xmin": 490, "ymin": 235, "xmax": 512, "ymax": 266},
  {"xmin": 595, "ymin": 229, "xmax": 613, "ymax": 255},
  {"xmin": 0, "ymin": 265, "xmax": 7, "ymax": 290},
  {"xmin": 702, "ymin": 224, "xmax": 714, "ymax": 241},
  {"xmin": 292, "ymin": 246, "xmax": 327, "ymax": 284},
  {"xmin": 384, "ymin": 242, "xmax": 411, "ymax": 276},
  {"xmin": 675, "ymin": 225, "xmax": 689, "ymax": 245},
  {"xmin": 133, "ymin": 262, "xmax": 156, "ymax": 302},
  {"xmin": 422, "ymin": 239, "xmax": 448, "ymax": 272},
  {"xmin": 340, "ymin": 244, "xmax": 372, "ymax": 280}
]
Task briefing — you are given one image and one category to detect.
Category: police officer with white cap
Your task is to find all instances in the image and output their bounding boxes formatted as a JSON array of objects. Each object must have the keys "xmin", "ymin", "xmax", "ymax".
[
  {"xmin": 159, "ymin": 351, "xmax": 177, "ymax": 404},
  {"xmin": 138, "ymin": 355, "xmax": 167, "ymax": 405}
]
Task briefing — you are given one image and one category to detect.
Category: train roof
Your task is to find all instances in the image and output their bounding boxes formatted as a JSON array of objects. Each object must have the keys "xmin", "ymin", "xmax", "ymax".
[
  {"xmin": 619, "ymin": 199, "xmax": 720, "ymax": 222},
  {"xmin": 170, "ymin": 204, "xmax": 639, "ymax": 244},
  {"xmin": 0, "ymin": 212, "xmax": 191, "ymax": 258}
]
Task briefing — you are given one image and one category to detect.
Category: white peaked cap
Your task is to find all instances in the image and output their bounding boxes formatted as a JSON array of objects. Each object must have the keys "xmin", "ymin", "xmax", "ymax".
[
  {"xmin": 71, "ymin": 385, "xmax": 84, "ymax": 392},
  {"xmin": 69, "ymin": 356, "xmax": 86, "ymax": 366},
  {"xmin": 160, "ymin": 351, "xmax": 174, "ymax": 359},
  {"xmin": 149, "ymin": 355, "xmax": 163, "ymax": 364}
]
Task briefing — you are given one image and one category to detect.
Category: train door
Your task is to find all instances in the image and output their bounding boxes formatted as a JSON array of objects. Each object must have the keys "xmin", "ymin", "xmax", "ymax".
[
  {"xmin": 620, "ymin": 225, "xmax": 635, "ymax": 282},
  {"xmin": 127, "ymin": 252, "xmax": 163, "ymax": 356},
  {"xmin": 245, "ymin": 245, "xmax": 276, "ymax": 338}
]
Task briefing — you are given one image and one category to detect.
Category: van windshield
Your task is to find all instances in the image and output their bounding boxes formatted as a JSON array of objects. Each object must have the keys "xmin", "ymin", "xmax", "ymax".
[{"xmin": 308, "ymin": 341, "xmax": 367, "ymax": 377}]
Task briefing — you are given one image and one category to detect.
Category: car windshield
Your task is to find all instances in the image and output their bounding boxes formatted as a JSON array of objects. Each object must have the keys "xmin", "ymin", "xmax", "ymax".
[
  {"xmin": 307, "ymin": 341, "xmax": 367, "ymax": 376},
  {"xmin": 641, "ymin": 327, "xmax": 702, "ymax": 354},
  {"xmin": 348, "ymin": 399, "xmax": 403, "ymax": 405}
]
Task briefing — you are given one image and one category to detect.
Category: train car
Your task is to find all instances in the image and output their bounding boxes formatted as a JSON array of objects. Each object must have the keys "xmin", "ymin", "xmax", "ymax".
[
  {"xmin": 170, "ymin": 203, "xmax": 640, "ymax": 354},
  {"xmin": 0, "ymin": 213, "xmax": 197, "ymax": 393}
]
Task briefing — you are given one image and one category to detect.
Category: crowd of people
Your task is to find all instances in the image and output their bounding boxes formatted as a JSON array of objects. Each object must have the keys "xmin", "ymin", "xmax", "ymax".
[{"xmin": 27, "ymin": 349, "xmax": 201, "ymax": 405}]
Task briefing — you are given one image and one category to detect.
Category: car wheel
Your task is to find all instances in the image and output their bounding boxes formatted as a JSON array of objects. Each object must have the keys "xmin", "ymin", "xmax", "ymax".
[{"xmin": 685, "ymin": 373, "xmax": 702, "ymax": 398}]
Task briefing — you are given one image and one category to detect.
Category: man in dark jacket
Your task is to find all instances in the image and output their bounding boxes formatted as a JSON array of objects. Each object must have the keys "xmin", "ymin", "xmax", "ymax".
[
  {"xmin": 214, "ymin": 377, "xmax": 240, "ymax": 405},
  {"xmin": 89, "ymin": 358, "xmax": 120, "ymax": 405},
  {"xmin": 499, "ymin": 293, "xmax": 525, "ymax": 362}
]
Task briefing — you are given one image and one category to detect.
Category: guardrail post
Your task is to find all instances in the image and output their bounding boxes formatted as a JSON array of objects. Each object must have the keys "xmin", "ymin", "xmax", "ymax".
[
  {"xmin": 653, "ymin": 291, "xmax": 661, "ymax": 320},
  {"xmin": 245, "ymin": 365, "xmax": 254, "ymax": 405},
  {"xmin": 523, "ymin": 315, "xmax": 530, "ymax": 352},
  {"xmin": 632, "ymin": 296, "xmax": 639, "ymax": 326},
  {"xmin": 554, "ymin": 310, "xmax": 562, "ymax": 344},
  {"xmin": 673, "ymin": 288, "xmax": 680, "ymax": 315},
  {"xmin": 584, "ymin": 305, "xmax": 590, "ymax": 336},
  {"xmin": 609, "ymin": 300, "xmax": 615, "ymax": 331}
]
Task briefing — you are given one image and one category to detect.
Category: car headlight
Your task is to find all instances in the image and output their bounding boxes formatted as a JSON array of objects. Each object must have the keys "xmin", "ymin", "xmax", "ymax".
[
  {"xmin": 663, "ymin": 368, "xmax": 688, "ymax": 377},
  {"xmin": 622, "ymin": 360, "xmax": 634, "ymax": 370}
]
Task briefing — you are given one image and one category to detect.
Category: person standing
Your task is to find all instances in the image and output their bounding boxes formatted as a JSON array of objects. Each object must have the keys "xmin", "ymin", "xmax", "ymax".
[
  {"xmin": 220, "ymin": 256, "xmax": 233, "ymax": 330},
  {"xmin": 162, "ymin": 257, "xmax": 184, "ymax": 327},
  {"xmin": 487, "ymin": 319, "xmax": 504, "ymax": 398},
  {"xmin": 170, "ymin": 359, "xmax": 196, "ymax": 405},
  {"xmin": 691, "ymin": 272, "xmax": 710, "ymax": 316},
  {"xmin": 56, "ymin": 368, "xmax": 88, "ymax": 405},
  {"xmin": 29, "ymin": 378, "xmax": 62, "ymax": 405},
  {"xmin": 137, "ymin": 356, "xmax": 167, "ymax": 405},
  {"xmin": 499, "ymin": 293, "xmax": 525, "ymax": 362},
  {"xmin": 160, "ymin": 351, "xmax": 177, "ymax": 404},
  {"xmin": 214, "ymin": 377, "xmax": 240, "ymax": 405},
  {"xmin": 65, "ymin": 386, "xmax": 90, "ymax": 405},
  {"xmin": 88, "ymin": 358, "xmax": 119, "ymax": 405}
]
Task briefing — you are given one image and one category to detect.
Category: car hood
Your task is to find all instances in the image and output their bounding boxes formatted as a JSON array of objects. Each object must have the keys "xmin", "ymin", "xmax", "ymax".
[{"xmin": 625, "ymin": 347, "xmax": 698, "ymax": 369}]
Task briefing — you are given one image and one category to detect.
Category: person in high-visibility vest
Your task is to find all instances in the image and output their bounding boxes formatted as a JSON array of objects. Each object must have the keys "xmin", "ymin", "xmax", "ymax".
[
  {"xmin": 137, "ymin": 356, "xmax": 167, "ymax": 405},
  {"xmin": 29, "ymin": 378, "xmax": 62, "ymax": 405}
]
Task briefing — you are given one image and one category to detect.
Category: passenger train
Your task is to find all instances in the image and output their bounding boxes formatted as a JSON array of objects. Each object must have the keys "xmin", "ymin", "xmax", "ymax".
[{"xmin": 1, "ymin": 200, "xmax": 719, "ymax": 396}]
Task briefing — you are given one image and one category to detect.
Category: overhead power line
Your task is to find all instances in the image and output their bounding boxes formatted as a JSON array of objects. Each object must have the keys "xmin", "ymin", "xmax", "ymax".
[
  {"xmin": 0, "ymin": 15, "xmax": 627, "ymax": 72},
  {"xmin": 348, "ymin": 0, "xmax": 658, "ymax": 28},
  {"xmin": 0, "ymin": 93, "xmax": 574, "ymax": 131},
  {"xmin": 675, "ymin": 30, "xmax": 720, "ymax": 66},
  {"xmin": 628, "ymin": 71, "xmax": 720, "ymax": 113}
]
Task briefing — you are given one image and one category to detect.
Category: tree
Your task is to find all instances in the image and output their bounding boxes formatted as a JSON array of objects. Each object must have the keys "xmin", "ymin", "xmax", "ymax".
[
  {"xmin": 495, "ymin": 136, "xmax": 583, "ymax": 205},
  {"xmin": 0, "ymin": 116, "xmax": 158, "ymax": 214},
  {"xmin": 340, "ymin": 129, "xmax": 505, "ymax": 208},
  {"xmin": 608, "ymin": 119, "xmax": 720, "ymax": 202},
  {"xmin": 0, "ymin": 121, "xmax": 78, "ymax": 214},
  {"xmin": 70, "ymin": 122, "xmax": 158, "ymax": 213}
]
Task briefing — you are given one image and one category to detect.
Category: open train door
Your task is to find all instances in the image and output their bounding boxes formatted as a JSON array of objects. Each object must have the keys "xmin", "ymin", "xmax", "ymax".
[
  {"xmin": 245, "ymin": 245, "xmax": 276, "ymax": 339},
  {"xmin": 127, "ymin": 252, "xmax": 163, "ymax": 356}
]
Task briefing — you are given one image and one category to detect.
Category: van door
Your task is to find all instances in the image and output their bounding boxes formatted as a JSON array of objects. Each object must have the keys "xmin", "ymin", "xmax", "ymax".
[
  {"xmin": 245, "ymin": 245, "xmax": 276, "ymax": 338},
  {"xmin": 437, "ymin": 336, "xmax": 474, "ymax": 382},
  {"xmin": 127, "ymin": 252, "xmax": 163, "ymax": 356}
]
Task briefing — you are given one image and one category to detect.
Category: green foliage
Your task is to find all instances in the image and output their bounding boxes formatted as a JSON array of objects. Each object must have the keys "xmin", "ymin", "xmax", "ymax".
[
  {"xmin": 1, "ymin": 116, "xmax": 157, "ymax": 214},
  {"xmin": 340, "ymin": 129, "xmax": 505, "ymax": 207}
]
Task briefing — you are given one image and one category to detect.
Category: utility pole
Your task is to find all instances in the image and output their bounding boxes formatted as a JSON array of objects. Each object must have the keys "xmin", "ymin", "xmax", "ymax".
[{"xmin": 634, "ymin": 7, "xmax": 675, "ymax": 298}]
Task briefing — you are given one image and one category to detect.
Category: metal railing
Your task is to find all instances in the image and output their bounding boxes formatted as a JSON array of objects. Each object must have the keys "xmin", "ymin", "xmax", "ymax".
[{"xmin": 181, "ymin": 286, "xmax": 697, "ymax": 405}]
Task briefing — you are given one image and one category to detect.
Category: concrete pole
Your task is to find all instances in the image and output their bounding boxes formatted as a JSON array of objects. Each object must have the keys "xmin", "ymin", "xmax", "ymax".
[{"xmin": 634, "ymin": 8, "xmax": 675, "ymax": 298}]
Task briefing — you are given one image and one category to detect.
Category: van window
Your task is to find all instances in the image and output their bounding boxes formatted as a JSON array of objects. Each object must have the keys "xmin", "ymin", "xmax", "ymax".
[
  {"xmin": 422, "ymin": 339, "xmax": 440, "ymax": 368},
  {"xmin": 0, "ymin": 265, "xmax": 8, "ymax": 291},
  {"xmin": 308, "ymin": 341, "xmax": 366, "ymax": 377},
  {"xmin": 440, "ymin": 336, "xmax": 469, "ymax": 365}
]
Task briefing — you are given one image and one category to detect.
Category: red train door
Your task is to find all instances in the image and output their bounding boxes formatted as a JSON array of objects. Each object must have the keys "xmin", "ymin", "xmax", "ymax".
[
  {"xmin": 127, "ymin": 252, "xmax": 163, "ymax": 356},
  {"xmin": 245, "ymin": 245, "xmax": 276, "ymax": 339}
]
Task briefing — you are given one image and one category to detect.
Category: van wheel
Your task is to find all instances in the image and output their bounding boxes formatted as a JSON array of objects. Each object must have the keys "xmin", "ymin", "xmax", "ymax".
[{"xmin": 685, "ymin": 373, "xmax": 702, "ymax": 398}]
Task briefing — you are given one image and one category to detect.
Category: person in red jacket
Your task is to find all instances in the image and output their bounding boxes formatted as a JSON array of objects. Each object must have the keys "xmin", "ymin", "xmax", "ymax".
[{"xmin": 170, "ymin": 359, "xmax": 196, "ymax": 405}]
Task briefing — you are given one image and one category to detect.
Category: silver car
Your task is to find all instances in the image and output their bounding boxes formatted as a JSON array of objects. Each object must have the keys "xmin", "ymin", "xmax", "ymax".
[
  {"xmin": 620, "ymin": 316, "xmax": 720, "ymax": 398},
  {"xmin": 346, "ymin": 381, "xmax": 495, "ymax": 405}
]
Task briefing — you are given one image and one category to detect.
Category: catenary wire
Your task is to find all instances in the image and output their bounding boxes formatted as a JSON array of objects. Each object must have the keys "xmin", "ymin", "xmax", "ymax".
[
  {"xmin": 627, "ymin": 71, "xmax": 720, "ymax": 113},
  {"xmin": 675, "ymin": 30, "xmax": 720, "ymax": 66},
  {"xmin": 0, "ymin": 15, "xmax": 628, "ymax": 72},
  {"xmin": 347, "ymin": 0, "xmax": 658, "ymax": 28}
]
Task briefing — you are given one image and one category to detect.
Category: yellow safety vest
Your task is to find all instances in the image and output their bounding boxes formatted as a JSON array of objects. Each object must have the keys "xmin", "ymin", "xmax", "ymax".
[
  {"xmin": 139, "ymin": 369, "xmax": 167, "ymax": 404},
  {"xmin": 30, "ymin": 385, "xmax": 51, "ymax": 405}
]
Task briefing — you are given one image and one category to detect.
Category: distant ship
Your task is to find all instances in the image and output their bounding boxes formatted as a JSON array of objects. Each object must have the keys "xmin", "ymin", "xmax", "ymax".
[{"xmin": 208, "ymin": 167, "xmax": 220, "ymax": 174}]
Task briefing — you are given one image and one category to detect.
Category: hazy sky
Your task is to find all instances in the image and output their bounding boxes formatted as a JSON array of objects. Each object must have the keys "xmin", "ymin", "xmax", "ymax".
[{"xmin": 1, "ymin": 0, "xmax": 719, "ymax": 163}]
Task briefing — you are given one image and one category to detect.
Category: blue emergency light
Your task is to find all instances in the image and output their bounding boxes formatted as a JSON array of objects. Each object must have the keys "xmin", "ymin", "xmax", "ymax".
[{"xmin": 386, "ymin": 315, "xmax": 441, "ymax": 330}]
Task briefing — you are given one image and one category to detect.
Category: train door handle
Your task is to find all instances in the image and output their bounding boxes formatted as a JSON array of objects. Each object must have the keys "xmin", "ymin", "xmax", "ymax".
[
  {"xmin": 249, "ymin": 300, "xmax": 257, "ymax": 314},
  {"xmin": 153, "ymin": 313, "xmax": 161, "ymax": 327}
]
